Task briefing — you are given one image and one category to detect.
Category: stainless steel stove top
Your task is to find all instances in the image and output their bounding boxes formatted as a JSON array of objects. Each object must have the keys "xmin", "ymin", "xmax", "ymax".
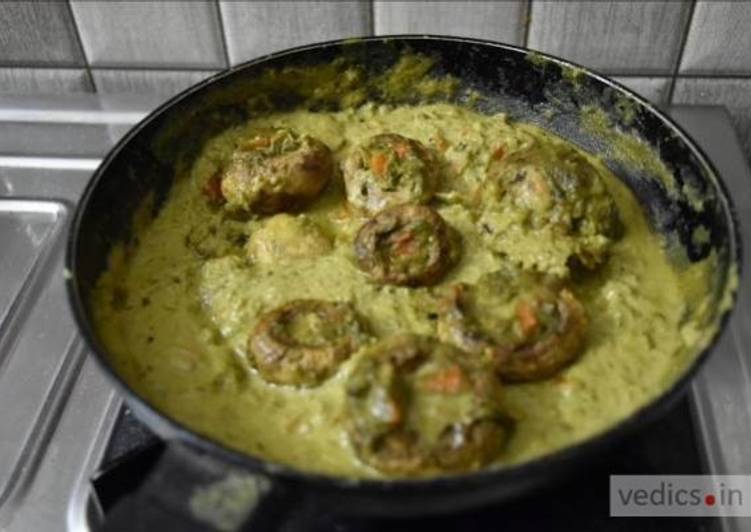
[{"xmin": 0, "ymin": 96, "xmax": 748, "ymax": 532}]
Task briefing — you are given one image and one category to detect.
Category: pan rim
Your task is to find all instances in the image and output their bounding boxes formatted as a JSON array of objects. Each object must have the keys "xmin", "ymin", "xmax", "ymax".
[{"xmin": 65, "ymin": 34, "xmax": 743, "ymax": 492}]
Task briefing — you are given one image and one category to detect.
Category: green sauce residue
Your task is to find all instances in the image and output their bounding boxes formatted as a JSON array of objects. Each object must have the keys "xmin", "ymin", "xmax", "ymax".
[
  {"xmin": 154, "ymin": 52, "xmax": 460, "ymax": 170},
  {"xmin": 92, "ymin": 99, "xmax": 723, "ymax": 479},
  {"xmin": 562, "ymin": 65, "xmax": 585, "ymax": 85},
  {"xmin": 525, "ymin": 51, "xmax": 550, "ymax": 68},
  {"xmin": 375, "ymin": 54, "xmax": 459, "ymax": 101},
  {"xmin": 190, "ymin": 473, "xmax": 269, "ymax": 531},
  {"xmin": 612, "ymin": 92, "xmax": 640, "ymax": 126},
  {"xmin": 580, "ymin": 105, "xmax": 679, "ymax": 193}
]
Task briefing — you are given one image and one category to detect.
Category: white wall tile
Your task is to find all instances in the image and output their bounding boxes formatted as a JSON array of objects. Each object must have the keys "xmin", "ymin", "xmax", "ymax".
[
  {"xmin": 0, "ymin": 68, "xmax": 92, "ymax": 94},
  {"xmin": 373, "ymin": 1, "xmax": 526, "ymax": 44},
  {"xmin": 70, "ymin": 1, "xmax": 225, "ymax": 68},
  {"xmin": 673, "ymin": 78, "xmax": 751, "ymax": 161},
  {"xmin": 612, "ymin": 77, "xmax": 671, "ymax": 106},
  {"xmin": 219, "ymin": 1, "xmax": 371, "ymax": 65},
  {"xmin": 680, "ymin": 1, "xmax": 751, "ymax": 75},
  {"xmin": 528, "ymin": 1, "xmax": 690, "ymax": 74},
  {"xmin": 92, "ymin": 70, "xmax": 218, "ymax": 97},
  {"xmin": 0, "ymin": 2, "xmax": 85, "ymax": 66}
]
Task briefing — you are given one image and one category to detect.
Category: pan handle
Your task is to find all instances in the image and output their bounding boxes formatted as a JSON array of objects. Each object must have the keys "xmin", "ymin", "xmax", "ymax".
[{"xmin": 97, "ymin": 442, "xmax": 313, "ymax": 532}]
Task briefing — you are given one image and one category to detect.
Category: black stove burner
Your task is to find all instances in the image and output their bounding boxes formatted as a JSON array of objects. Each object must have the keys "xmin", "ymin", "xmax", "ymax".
[{"xmin": 92, "ymin": 398, "xmax": 719, "ymax": 531}]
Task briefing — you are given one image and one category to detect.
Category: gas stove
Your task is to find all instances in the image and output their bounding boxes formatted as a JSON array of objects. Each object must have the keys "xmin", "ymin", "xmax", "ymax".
[{"xmin": 0, "ymin": 95, "xmax": 749, "ymax": 532}]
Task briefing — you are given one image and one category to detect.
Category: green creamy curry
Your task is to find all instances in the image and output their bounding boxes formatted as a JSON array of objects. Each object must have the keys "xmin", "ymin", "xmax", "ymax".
[{"xmin": 92, "ymin": 101, "xmax": 716, "ymax": 478}]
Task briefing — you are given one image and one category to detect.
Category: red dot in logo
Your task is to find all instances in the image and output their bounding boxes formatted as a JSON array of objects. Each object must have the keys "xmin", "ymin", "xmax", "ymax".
[{"xmin": 705, "ymin": 494, "xmax": 716, "ymax": 506}]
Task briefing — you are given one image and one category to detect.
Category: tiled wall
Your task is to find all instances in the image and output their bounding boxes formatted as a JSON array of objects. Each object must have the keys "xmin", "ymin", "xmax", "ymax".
[{"xmin": 1, "ymin": 1, "xmax": 751, "ymax": 158}]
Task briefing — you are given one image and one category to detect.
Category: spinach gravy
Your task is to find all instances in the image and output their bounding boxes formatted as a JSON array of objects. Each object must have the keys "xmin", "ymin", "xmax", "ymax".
[{"xmin": 93, "ymin": 102, "xmax": 713, "ymax": 478}]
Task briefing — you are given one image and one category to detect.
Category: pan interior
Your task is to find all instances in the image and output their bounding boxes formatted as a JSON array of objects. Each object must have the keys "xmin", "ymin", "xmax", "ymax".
[{"xmin": 74, "ymin": 38, "xmax": 738, "ymax": 480}]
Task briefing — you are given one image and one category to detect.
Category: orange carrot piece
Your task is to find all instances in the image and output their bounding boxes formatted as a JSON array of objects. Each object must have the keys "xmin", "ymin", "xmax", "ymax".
[
  {"xmin": 389, "ymin": 399, "xmax": 403, "ymax": 424},
  {"xmin": 370, "ymin": 152, "xmax": 389, "ymax": 176},
  {"xmin": 491, "ymin": 145, "xmax": 506, "ymax": 160},
  {"xmin": 201, "ymin": 172, "xmax": 225, "ymax": 205},
  {"xmin": 394, "ymin": 142, "xmax": 411, "ymax": 159},
  {"xmin": 516, "ymin": 300, "xmax": 539, "ymax": 337},
  {"xmin": 421, "ymin": 365, "xmax": 467, "ymax": 394},
  {"xmin": 433, "ymin": 136, "xmax": 450, "ymax": 152}
]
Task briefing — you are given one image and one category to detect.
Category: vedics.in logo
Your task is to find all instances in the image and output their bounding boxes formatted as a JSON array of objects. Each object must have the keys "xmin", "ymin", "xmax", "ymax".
[{"xmin": 611, "ymin": 476, "xmax": 751, "ymax": 517}]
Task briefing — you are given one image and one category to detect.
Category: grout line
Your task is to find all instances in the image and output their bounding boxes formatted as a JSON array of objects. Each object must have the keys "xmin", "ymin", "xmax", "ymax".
[
  {"xmin": 3, "ymin": 66, "xmax": 749, "ymax": 81},
  {"xmin": 0, "ymin": 65, "xmax": 223, "ymax": 76},
  {"xmin": 673, "ymin": 73, "xmax": 751, "ymax": 80},
  {"xmin": 64, "ymin": 0, "xmax": 96, "ymax": 92},
  {"xmin": 0, "ymin": 64, "xmax": 224, "ymax": 73},
  {"xmin": 610, "ymin": 75, "xmax": 673, "ymax": 81},
  {"xmin": 0, "ymin": 66, "xmax": 92, "ymax": 71},
  {"xmin": 0, "ymin": 61, "xmax": 86, "ymax": 69},
  {"xmin": 667, "ymin": 0, "xmax": 697, "ymax": 105},
  {"xmin": 213, "ymin": 0, "xmax": 232, "ymax": 69},
  {"xmin": 97, "ymin": 64, "xmax": 220, "ymax": 73},
  {"xmin": 88, "ymin": 67, "xmax": 221, "ymax": 77},
  {"xmin": 1, "ymin": 65, "xmax": 748, "ymax": 81},
  {"xmin": 617, "ymin": 73, "xmax": 751, "ymax": 81},
  {"xmin": 523, "ymin": 0, "xmax": 532, "ymax": 47}
]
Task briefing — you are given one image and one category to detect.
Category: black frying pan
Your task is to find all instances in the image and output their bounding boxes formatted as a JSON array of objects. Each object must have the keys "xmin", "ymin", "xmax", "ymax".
[{"xmin": 66, "ymin": 36, "xmax": 741, "ymax": 531}]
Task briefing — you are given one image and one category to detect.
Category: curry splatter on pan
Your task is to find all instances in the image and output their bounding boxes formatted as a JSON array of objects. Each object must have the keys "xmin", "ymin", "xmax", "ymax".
[{"xmin": 66, "ymin": 36, "xmax": 740, "ymax": 530}]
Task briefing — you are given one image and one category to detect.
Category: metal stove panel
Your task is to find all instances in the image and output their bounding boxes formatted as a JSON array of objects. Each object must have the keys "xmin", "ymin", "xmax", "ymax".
[
  {"xmin": 0, "ymin": 95, "xmax": 145, "ymax": 532},
  {"xmin": 670, "ymin": 109, "xmax": 751, "ymax": 488},
  {"xmin": 0, "ymin": 198, "xmax": 77, "ymax": 529}
]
